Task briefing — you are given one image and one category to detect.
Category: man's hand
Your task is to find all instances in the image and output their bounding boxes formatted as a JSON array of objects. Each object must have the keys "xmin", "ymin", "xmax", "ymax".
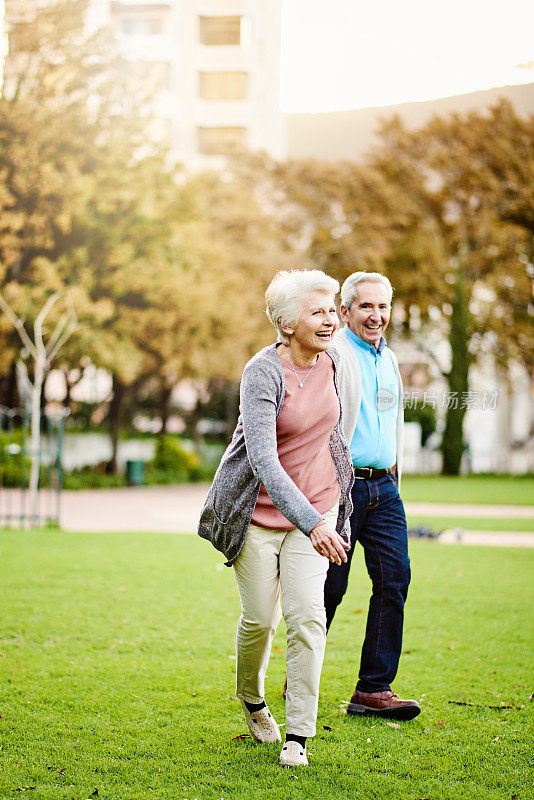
[{"xmin": 310, "ymin": 521, "xmax": 349, "ymax": 565}]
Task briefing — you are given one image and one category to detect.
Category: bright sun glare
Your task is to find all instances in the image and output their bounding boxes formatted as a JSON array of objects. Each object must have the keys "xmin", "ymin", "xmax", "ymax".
[{"xmin": 281, "ymin": 0, "xmax": 534, "ymax": 113}]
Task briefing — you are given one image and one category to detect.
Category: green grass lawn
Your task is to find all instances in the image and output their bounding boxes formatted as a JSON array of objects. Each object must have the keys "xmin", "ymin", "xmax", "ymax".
[
  {"xmin": 407, "ymin": 516, "xmax": 534, "ymax": 533},
  {"xmin": 401, "ymin": 474, "xmax": 534, "ymax": 505},
  {"xmin": 0, "ymin": 531, "xmax": 532, "ymax": 800}
]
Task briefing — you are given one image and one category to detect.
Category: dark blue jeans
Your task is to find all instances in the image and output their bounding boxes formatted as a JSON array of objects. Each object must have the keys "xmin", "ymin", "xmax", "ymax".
[{"xmin": 324, "ymin": 473, "xmax": 410, "ymax": 693}]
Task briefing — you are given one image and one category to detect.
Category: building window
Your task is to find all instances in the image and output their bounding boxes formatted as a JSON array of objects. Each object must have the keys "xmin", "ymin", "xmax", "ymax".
[
  {"xmin": 199, "ymin": 72, "xmax": 247, "ymax": 101},
  {"xmin": 199, "ymin": 16, "xmax": 242, "ymax": 46},
  {"xmin": 121, "ymin": 16, "xmax": 163, "ymax": 36},
  {"xmin": 198, "ymin": 127, "xmax": 246, "ymax": 155}
]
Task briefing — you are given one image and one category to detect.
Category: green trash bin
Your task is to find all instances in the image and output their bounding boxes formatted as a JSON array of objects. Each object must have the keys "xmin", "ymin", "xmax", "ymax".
[{"xmin": 126, "ymin": 459, "xmax": 145, "ymax": 486}]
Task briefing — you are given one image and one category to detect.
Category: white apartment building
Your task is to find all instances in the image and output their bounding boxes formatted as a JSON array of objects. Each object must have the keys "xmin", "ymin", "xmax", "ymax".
[
  {"xmin": 88, "ymin": 0, "xmax": 286, "ymax": 166},
  {"xmin": 3, "ymin": 0, "xmax": 285, "ymax": 165}
]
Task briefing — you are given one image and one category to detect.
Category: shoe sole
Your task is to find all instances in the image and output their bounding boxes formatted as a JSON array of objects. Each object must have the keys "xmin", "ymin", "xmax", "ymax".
[{"xmin": 347, "ymin": 702, "xmax": 421, "ymax": 721}]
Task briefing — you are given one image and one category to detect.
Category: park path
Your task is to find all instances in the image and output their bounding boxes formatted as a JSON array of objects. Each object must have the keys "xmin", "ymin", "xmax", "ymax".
[
  {"xmin": 405, "ymin": 501, "xmax": 533, "ymax": 518},
  {"xmin": 60, "ymin": 484, "xmax": 208, "ymax": 534},
  {"xmin": 50, "ymin": 484, "xmax": 534, "ymax": 547}
]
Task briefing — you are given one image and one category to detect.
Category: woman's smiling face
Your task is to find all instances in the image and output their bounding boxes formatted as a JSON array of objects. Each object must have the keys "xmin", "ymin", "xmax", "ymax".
[{"xmin": 282, "ymin": 290, "xmax": 339, "ymax": 358}]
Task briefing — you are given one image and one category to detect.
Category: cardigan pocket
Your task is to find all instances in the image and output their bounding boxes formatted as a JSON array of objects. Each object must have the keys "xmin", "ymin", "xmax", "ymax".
[{"xmin": 212, "ymin": 486, "xmax": 233, "ymax": 525}]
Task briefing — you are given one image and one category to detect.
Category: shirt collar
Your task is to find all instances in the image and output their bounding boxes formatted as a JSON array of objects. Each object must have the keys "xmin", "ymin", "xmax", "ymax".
[{"xmin": 344, "ymin": 325, "xmax": 387, "ymax": 355}]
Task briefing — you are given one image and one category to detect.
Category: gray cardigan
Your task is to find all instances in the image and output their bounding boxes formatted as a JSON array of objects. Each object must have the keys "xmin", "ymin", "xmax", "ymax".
[{"xmin": 197, "ymin": 344, "xmax": 354, "ymax": 566}]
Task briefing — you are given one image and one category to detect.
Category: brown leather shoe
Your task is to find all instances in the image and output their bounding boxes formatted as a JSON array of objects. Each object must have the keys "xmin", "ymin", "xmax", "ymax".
[{"xmin": 347, "ymin": 689, "xmax": 421, "ymax": 720}]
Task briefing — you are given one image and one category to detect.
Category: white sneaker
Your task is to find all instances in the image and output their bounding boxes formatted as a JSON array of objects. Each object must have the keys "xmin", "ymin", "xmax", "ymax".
[
  {"xmin": 241, "ymin": 701, "xmax": 281, "ymax": 743},
  {"xmin": 279, "ymin": 741, "xmax": 308, "ymax": 766}
]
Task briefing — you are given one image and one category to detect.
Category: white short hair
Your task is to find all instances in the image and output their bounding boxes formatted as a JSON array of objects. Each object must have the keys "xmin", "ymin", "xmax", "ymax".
[
  {"xmin": 341, "ymin": 271, "xmax": 393, "ymax": 310},
  {"xmin": 265, "ymin": 269, "xmax": 339, "ymax": 345}
]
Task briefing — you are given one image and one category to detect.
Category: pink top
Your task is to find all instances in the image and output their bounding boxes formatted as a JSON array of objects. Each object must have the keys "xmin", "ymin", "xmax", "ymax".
[{"xmin": 251, "ymin": 351, "xmax": 341, "ymax": 530}]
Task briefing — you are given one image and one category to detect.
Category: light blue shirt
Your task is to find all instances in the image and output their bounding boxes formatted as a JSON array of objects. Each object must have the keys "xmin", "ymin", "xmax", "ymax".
[{"xmin": 345, "ymin": 327, "xmax": 399, "ymax": 469}]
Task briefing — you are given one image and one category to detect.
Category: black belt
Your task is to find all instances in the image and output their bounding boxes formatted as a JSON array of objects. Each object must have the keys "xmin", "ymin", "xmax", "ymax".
[{"xmin": 353, "ymin": 466, "xmax": 390, "ymax": 480}]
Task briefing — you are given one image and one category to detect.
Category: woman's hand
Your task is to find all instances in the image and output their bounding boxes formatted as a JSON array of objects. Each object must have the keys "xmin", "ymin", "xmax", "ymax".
[{"xmin": 309, "ymin": 521, "xmax": 349, "ymax": 565}]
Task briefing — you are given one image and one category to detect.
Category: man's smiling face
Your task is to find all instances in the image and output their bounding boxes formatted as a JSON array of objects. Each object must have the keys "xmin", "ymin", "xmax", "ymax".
[{"xmin": 340, "ymin": 281, "xmax": 391, "ymax": 351}]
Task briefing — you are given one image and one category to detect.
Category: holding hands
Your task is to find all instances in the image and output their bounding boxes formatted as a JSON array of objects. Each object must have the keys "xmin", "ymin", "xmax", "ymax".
[{"xmin": 310, "ymin": 521, "xmax": 349, "ymax": 565}]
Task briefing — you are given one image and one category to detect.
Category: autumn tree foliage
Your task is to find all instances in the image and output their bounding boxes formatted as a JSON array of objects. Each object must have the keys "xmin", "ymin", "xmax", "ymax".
[
  {"xmin": 367, "ymin": 103, "xmax": 533, "ymax": 472},
  {"xmin": 1, "ymin": 1, "xmax": 531, "ymax": 477},
  {"xmin": 258, "ymin": 102, "xmax": 533, "ymax": 474},
  {"xmin": 1, "ymin": 1, "xmax": 177, "ymax": 466},
  {"xmin": 0, "ymin": 0, "xmax": 279, "ymax": 468}
]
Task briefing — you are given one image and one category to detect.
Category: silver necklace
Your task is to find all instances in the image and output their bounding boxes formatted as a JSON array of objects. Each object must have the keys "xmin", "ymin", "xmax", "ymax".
[{"xmin": 286, "ymin": 353, "xmax": 318, "ymax": 388}]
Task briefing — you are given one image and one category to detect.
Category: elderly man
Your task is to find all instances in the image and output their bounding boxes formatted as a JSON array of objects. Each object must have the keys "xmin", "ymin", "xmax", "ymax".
[{"xmin": 325, "ymin": 271, "xmax": 420, "ymax": 720}]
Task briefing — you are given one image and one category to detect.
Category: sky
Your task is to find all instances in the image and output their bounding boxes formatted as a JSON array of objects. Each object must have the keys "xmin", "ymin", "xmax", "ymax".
[{"xmin": 280, "ymin": 0, "xmax": 534, "ymax": 112}]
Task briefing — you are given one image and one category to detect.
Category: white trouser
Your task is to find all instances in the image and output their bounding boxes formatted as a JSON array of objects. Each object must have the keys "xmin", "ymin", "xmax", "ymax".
[{"xmin": 233, "ymin": 505, "xmax": 338, "ymax": 737}]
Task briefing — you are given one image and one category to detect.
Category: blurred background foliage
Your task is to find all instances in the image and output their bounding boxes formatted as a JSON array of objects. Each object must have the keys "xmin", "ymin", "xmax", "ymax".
[{"xmin": 0, "ymin": 0, "xmax": 532, "ymax": 479}]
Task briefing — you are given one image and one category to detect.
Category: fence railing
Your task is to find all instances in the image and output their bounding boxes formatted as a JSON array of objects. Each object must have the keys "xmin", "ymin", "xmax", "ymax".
[{"xmin": 0, "ymin": 406, "xmax": 68, "ymax": 528}]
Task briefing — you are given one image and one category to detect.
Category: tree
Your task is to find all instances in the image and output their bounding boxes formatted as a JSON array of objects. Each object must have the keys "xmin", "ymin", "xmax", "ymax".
[
  {"xmin": 0, "ymin": 292, "xmax": 76, "ymax": 516},
  {"xmin": 1, "ymin": 0, "xmax": 168, "ymax": 422},
  {"xmin": 440, "ymin": 266, "xmax": 470, "ymax": 474},
  {"xmin": 1, "ymin": 1, "xmax": 293, "ymax": 463},
  {"xmin": 1, "ymin": 1, "xmax": 250, "ymax": 466},
  {"xmin": 261, "ymin": 104, "xmax": 533, "ymax": 473},
  {"xmin": 369, "ymin": 106, "xmax": 533, "ymax": 472}
]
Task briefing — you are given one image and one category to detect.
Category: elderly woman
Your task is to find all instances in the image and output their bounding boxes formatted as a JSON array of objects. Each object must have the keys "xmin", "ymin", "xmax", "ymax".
[{"xmin": 198, "ymin": 269, "xmax": 354, "ymax": 767}]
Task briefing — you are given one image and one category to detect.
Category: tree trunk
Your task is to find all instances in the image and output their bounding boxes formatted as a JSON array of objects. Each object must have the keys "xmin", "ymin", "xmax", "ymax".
[
  {"xmin": 224, "ymin": 381, "xmax": 239, "ymax": 441},
  {"xmin": 160, "ymin": 381, "xmax": 172, "ymax": 434},
  {"xmin": 107, "ymin": 373, "xmax": 126, "ymax": 474},
  {"xmin": 29, "ymin": 355, "xmax": 46, "ymax": 521},
  {"xmin": 192, "ymin": 398, "xmax": 203, "ymax": 450},
  {"xmin": 63, "ymin": 367, "xmax": 73, "ymax": 410},
  {"xmin": 0, "ymin": 361, "xmax": 19, "ymax": 408},
  {"xmin": 40, "ymin": 375, "xmax": 49, "ymax": 435},
  {"xmin": 441, "ymin": 266, "xmax": 470, "ymax": 475}
]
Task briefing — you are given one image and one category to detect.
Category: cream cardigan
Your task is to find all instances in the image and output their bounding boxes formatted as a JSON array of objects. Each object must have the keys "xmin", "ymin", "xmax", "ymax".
[{"xmin": 333, "ymin": 328, "xmax": 404, "ymax": 486}]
